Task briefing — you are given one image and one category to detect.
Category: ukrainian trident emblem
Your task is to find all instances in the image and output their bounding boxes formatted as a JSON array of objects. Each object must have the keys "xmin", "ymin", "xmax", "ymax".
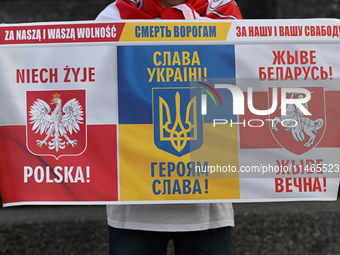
[{"xmin": 153, "ymin": 88, "xmax": 203, "ymax": 157}]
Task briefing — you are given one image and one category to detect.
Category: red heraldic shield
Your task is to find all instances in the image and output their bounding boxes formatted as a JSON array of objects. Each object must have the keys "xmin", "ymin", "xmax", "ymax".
[
  {"xmin": 269, "ymin": 87, "xmax": 326, "ymax": 155},
  {"xmin": 26, "ymin": 90, "xmax": 86, "ymax": 159}
]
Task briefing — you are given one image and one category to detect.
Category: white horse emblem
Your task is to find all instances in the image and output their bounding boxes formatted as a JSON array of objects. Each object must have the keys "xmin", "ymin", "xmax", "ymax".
[{"xmin": 271, "ymin": 92, "xmax": 324, "ymax": 148}]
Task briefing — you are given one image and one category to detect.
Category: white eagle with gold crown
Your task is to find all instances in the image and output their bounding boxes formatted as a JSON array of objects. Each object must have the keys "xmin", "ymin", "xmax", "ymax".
[{"xmin": 29, "ymin": 93, "xmax": 84, "ymax": 152}]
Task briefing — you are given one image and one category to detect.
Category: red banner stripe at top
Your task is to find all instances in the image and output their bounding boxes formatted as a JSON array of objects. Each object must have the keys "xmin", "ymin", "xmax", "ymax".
[{"xmin": 0, "ymin": 23, "xmax": 125, "ymax": 44}]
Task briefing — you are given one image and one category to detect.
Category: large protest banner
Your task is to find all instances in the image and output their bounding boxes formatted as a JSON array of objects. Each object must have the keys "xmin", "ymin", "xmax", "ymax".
[{"xmin": 0, "ymin": 19, "xmax": 339, "ymax": 206}]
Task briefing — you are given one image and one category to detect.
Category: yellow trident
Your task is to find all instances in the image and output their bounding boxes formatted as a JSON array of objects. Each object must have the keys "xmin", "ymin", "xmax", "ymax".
[{"xmin": 159, "ymin": 92, "xmax": 197, "ymax": 152}]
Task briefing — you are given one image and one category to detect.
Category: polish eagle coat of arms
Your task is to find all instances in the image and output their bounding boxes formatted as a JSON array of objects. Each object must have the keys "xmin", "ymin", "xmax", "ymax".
[{"xmin": 29, "ymin": 93, "xmax": 84, "ymax": 153}]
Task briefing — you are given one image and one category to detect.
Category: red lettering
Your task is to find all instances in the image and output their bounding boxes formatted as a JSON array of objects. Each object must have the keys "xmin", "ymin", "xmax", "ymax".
[
  {"xmin": 303, "ymin": 177, "xmax": 313, "ymax": 192},
  {"xmin": 273, "ymin": 51, "xmax": 285, "ymax": 64},
  {"xmin": 285, "ymin": 178, "xmax": 293, "ymax": 192},
  {"xmin": 275, "ymin": 178, "xmax": 284, "ymax": 192},
  {"xmin": 16, "ymin": 68, "xmax": 58, "ymax": 83},
  {"xmin": 276, "ymin": 177, "xmax": 326, "ymax": 193}
]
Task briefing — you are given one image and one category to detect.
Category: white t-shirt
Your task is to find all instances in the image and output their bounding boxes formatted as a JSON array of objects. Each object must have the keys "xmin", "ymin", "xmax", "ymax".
[
  {"xmin": 97, "ymin": 2, "xmax": 234, "ymax": 232},
  {"xmin": 107, "ymin": 203, "xmax": 234, "ymax": 232}
]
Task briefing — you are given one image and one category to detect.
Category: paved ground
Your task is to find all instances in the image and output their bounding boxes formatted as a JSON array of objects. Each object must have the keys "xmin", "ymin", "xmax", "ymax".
[
  {"xmin": 232, "ymin": 200, "xmax": 340, "ymax": 255},
  {"xmin": 0, "ymin": 200, "xmax": 339, "ymax": 255}
]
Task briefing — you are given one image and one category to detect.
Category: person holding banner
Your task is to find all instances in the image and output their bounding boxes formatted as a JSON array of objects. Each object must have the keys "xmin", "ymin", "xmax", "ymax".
[
  {"xmin": 97, "ymin": 0, "xmax": 242, "ymax": 20},
  {"xmin": 96, "ymin": 0, "xmax": 242, "ymax": 254}
]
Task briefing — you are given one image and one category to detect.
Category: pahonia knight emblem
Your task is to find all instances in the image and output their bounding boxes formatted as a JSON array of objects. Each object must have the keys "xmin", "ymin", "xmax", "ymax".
[{"xmin": 270, "ymin": 87, "xmax": 325, "ymax": 155}]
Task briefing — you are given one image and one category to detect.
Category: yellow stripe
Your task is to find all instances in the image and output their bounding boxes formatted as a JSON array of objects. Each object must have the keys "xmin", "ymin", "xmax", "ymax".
[
  {"xmin": 119, "ymin": 123, "xmax": 240, "ymax": 201},
  {"xmin": 120, "ymin": 22, "xmax": 231, "ymax": 42}
]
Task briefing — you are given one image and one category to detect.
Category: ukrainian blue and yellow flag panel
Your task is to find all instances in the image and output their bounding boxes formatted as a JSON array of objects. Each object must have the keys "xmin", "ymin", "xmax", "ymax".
[{"xmin": 117, "ymin": 45, "xmax": 240, "ymax": 201}]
